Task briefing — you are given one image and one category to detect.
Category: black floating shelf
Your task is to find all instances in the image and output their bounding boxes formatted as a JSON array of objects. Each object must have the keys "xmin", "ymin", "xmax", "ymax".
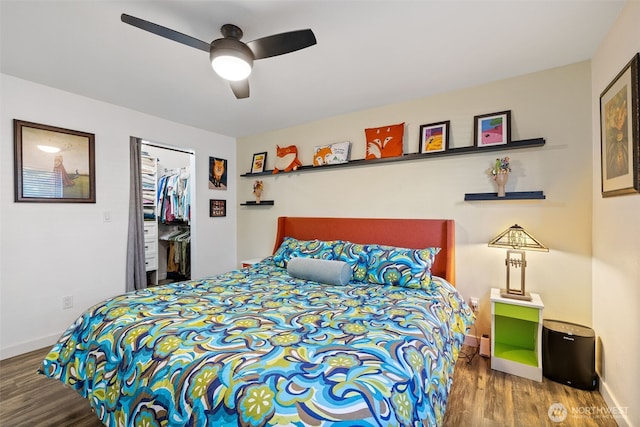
[
  {"xmin": 240, "ymin": 200, "xmax": 274, "ymax": 206},
  {"xmin": 240, "ymin": 138, "xmax": 545, "ymax": 177},
  {"xmin": 464, "ymin": 191, "xmax": 546, "ymax": 201}
]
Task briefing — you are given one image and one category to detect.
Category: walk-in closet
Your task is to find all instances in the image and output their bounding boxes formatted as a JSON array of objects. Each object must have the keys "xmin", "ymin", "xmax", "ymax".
[{"xmin": 141, "ymin": 141, "xmax": 194, "ymax": 286}]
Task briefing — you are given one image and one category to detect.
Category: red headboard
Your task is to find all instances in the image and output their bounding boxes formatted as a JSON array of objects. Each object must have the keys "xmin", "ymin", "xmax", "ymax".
[{"xmin": 272, "ymin": 217, "xmax": 455, "ymax": 285}]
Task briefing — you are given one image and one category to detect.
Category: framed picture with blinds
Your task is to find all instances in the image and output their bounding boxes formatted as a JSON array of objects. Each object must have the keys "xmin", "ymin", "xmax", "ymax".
[{"xmin": 13, "ymin": 119, "xmax": 96, "ymax": 203}]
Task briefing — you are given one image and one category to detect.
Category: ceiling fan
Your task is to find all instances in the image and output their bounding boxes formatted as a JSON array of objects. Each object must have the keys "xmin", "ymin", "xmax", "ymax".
[{"xmin": 121, "ymin": 13, "xmax": 316, "ymax": 99}]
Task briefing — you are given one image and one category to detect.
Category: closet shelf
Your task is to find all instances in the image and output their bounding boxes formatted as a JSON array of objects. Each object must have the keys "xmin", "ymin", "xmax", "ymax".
[
  {"xmin": 240, "ymin": 138, "xmax": 545, "ymax": 177},
  {"xmin": 464, "ymin": 191, "xmax": 546, "ymax": 201}
]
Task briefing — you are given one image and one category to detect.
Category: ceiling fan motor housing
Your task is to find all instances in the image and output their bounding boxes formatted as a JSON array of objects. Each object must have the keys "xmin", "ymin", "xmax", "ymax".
[{"xmin": 210, "ymin": 37, "xmax": 255, "ymax": 81}]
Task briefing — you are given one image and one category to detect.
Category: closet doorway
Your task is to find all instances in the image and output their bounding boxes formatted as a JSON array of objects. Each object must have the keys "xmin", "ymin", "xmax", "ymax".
[{"xmin": 141, "ymin": 141, "xmax": 195, "ymax": 287}]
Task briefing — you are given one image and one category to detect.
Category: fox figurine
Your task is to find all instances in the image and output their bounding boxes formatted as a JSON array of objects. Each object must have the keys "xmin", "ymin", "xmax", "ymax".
[{"xmin": 273, "ymin": 145, "xmax": 302, "ymax": 174}]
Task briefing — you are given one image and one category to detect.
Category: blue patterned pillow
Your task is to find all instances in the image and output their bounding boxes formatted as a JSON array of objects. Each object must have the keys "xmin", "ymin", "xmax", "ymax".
[
  {"xmin": 339, "ymin": 243, "xmax": 440, "ymax": 289},
  {"xmin": 272, "ymin": 237, "xmax": 343, "ymax": 268},
  {"xmin": 336, "ymin": 242, "xmax": 369, "ymax": 282},
  {"xmin": 365, "ymin": 245, "xmax": 440, "ymax": 289}
]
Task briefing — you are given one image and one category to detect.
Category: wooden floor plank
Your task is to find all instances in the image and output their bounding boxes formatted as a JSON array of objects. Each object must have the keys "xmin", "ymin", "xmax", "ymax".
[{"xmin": 0, "ymin": 346, "xmax": 619, "ymax": 426}]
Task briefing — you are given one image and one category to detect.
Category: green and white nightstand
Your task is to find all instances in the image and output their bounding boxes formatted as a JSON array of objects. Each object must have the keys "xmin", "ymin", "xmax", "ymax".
[{"xmin": 490, "ymin": 288, "xmax": 544, "ymax": 382}]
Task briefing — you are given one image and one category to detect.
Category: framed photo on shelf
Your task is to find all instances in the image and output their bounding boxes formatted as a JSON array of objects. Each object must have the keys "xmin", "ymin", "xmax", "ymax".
[
  {"xmin": 473, "ymin": 110, "xmax": 511, "ymax": 148},
  {"xmin": 13, "ymin": 119, "xmax": 96, "ymax": 203},
  {"xmin": 599, "ymin": 52, "xmax": 639, "ymax": 197},
  {"xmin": 209, "ymin": 199, "xmax": 226, "ymax": 217},
  {"xmin": 419, "ymin": 120, "xmax": 450, "ymax": 153},
  {"xmin": 250, "ymin": 152, "xmax": 267, "ymax": 174}
]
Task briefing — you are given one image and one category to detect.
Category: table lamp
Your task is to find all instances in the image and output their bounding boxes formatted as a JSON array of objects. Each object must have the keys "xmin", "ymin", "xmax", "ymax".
[{"xmin": 488, "ymin": 224, "xmax": 548, "ymax": 301}]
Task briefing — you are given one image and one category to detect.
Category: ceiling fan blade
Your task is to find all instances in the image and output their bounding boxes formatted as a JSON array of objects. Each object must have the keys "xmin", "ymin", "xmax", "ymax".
[
  {"xmin": 121, "ymin": 13, "xmax": 210, "ymax": 53},
  {"xmin": 247, "ymin": 29, "xmax": 316, "ymax": 60},
  {"xmin": 230, "ymin": 80, "xmax": 250, "ymax": 99}
]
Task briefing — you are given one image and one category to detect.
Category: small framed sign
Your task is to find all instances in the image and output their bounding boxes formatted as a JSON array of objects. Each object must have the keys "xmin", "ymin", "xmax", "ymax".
[{"xmin": 209, "ymin": 199, "xmax": 226, "ymax": 217}]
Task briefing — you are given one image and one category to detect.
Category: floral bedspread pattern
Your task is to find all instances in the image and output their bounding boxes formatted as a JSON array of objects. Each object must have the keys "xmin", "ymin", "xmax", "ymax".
[{"xmin": 40, "ymin": 260, "xmax": 474, "ymax": 427}]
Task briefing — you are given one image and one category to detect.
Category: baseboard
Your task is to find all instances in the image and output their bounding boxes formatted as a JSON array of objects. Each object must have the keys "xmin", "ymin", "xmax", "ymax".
[
  {"xmin": 0, "ymin": 333, "xmax": 60, "ymax": 360},
  {"xmin": 598, "ymin": 378, "xmax": 631, "ymax": 427}
]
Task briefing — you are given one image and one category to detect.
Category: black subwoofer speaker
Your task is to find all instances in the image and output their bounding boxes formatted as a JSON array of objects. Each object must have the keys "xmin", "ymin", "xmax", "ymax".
[{"xmin": 542, "ymin": 319, "xmax": 597, "ymax": 390}]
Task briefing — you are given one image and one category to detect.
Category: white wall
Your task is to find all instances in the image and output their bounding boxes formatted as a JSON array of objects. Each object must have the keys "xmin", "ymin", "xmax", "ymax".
[
  {"xmin": 237, "ymin": 61, "xmax": 594, "ymax": 337},
  {"xmin": 591, "ymin": 2, "xmax": 640, "ymax": 426},
  {"xmin": 0, "ymin": 74, "xmax": 237, "ymax": 359}
]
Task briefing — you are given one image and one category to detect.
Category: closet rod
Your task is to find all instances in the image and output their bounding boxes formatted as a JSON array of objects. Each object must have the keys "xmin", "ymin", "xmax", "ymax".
[{"xmin": 142, "ymin": 142, "xmax": 194, "ymax": 155}]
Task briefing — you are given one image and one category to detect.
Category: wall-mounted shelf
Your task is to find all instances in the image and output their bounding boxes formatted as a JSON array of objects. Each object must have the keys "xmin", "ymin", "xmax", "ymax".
[
  {"xmin": 464, "ymin": 191, "xmax": 546, "ymax": 201},
  {"xmin": 240, "ymin": 138, "xmax": 545, "ymax": 177},
  {"xmin": 240, "ymin": 200, "xmax": 274, "ymax": 206}
]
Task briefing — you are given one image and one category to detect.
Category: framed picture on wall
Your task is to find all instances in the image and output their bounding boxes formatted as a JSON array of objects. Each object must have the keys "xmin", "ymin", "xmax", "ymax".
[
  {"xmin": 473, "ymin": 110, "xmax": 511, "ymax": 148},
  {"xmin": 599, "ymin": 52, "xmax": 640, "ymax": 197},
  {"xmin": 208, "ymin": 157, "xmax": 228, "ymax": 190},
  {"xmin": 250, "ymin": 152, "xmax": 267, "ymax": 174},
  {"xmin": 210, "ymin": 199, "xmax": 226, "ymax": 217},
  {"xmin": 419, "ymin": 120, "xmax": 450, "ymax": 153},
  {"xmin": 13, "ymin": 119, "xmax": 96, "ymax": 203}
]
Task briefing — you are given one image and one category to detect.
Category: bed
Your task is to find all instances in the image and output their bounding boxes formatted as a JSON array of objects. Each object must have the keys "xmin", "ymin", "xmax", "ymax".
[{"xmin": 39, "ymin": 217, "xmax": 474, "ymax": 426}]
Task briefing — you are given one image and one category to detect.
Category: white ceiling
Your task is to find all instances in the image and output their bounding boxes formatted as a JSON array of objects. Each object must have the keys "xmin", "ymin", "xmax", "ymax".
[{"xmin": 1, "ymin": 1, "xmax": 625, "ymax": 138}]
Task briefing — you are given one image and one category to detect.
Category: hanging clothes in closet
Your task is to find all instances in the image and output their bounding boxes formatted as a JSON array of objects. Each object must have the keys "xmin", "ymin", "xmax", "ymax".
[
  {"xmin": 159, "ymin": 228, "xmax": 191, "ymax": 280},
  {"xmin": 157, "ymin": 167, "xmax": 191, "ymax": 224}
]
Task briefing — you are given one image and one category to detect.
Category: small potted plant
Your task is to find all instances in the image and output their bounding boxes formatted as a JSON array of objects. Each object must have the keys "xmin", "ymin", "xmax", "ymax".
[{"xmin": 488, "ymin": 157, "xmax": 511, "ymax": 197}]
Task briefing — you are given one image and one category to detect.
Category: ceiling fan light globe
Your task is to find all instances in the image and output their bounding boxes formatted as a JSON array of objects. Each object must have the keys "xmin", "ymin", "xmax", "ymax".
[
  {"xmin": 211, "ymin": 55, "xmax": 252, "ymax": 81},
  {"xmin": 210, "ymin": 38, "xmax": 254, "ymax": 81}
]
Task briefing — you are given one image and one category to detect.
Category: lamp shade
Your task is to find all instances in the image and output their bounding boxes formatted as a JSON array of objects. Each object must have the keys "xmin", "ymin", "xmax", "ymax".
[
  {"xmin": 488, "ymin": 224, "xmax": 548, "ymax": 252},
  {"xmin": 210, "ymin": 38, "xmax": 254, "ymax": 81}
]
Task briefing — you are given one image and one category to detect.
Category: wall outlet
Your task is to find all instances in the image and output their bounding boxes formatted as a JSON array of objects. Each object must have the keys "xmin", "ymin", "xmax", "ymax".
[
  {"xmin": 469, "ymin": 297, "xmax": 479, "ymax": 312},
  {"xmin": 62, "ymin": 295, "xmax": 73, "ymax": 309}
]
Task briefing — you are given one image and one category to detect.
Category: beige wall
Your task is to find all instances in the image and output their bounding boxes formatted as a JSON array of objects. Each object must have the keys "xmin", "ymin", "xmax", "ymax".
[
  {"xmin": 237, "ymin": 61, "xmax": 593, "ymax": 336},
  {"xmin": 591, "ymin": 2, "xmax": 640, "ymax": 426}
]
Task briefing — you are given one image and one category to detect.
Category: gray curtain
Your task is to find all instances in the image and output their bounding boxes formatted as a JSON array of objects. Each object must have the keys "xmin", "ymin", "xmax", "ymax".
[{"xmin": 126, "ymin": 137, "xmax": 146, "ymax": 291}]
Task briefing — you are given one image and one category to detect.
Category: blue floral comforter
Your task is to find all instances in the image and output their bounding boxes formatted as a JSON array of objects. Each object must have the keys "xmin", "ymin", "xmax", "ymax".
[{"xmin": 39, "ymin": 259, "xmax": 474, "ymax": 426}]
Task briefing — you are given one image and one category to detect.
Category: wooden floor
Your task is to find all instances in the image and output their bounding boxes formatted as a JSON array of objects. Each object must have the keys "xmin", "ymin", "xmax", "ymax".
[
  {"xmin": 443, "ymin": 347, "xmax": 618, "ymax": 427},
  {"xmin": 0, "ymin": 346, "xmax": 618, "ymax": 427}
]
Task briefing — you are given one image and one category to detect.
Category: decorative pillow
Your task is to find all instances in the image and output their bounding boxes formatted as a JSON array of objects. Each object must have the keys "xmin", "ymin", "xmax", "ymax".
[
  {"xmin": 340, "ymin": 243, "xmax": 439, "ymax": 289},
  {"xmin": 336, "ymin": 242, "xmax": 370, "ymax": 282},
  {"xmin": 363, "ymin": 245, "xmax": 440, "ymax": 289},
  {"xmin": 365, "ymin": 123, "xmax": 404, "ymax": 160},
  {"xmin": 287, "ymin": 258, "xmax": 352, "ymax": 286},
  {"xmin": 272, "ymin": 237, "xmax": 342, "ymax": 268},
  {"xmin": 272, "ymin": 144, "xmax": 302, "ymax": 174},
  {"xmin": 313, "ymin": 141, "xmax": 351, "ymax": 166}
]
